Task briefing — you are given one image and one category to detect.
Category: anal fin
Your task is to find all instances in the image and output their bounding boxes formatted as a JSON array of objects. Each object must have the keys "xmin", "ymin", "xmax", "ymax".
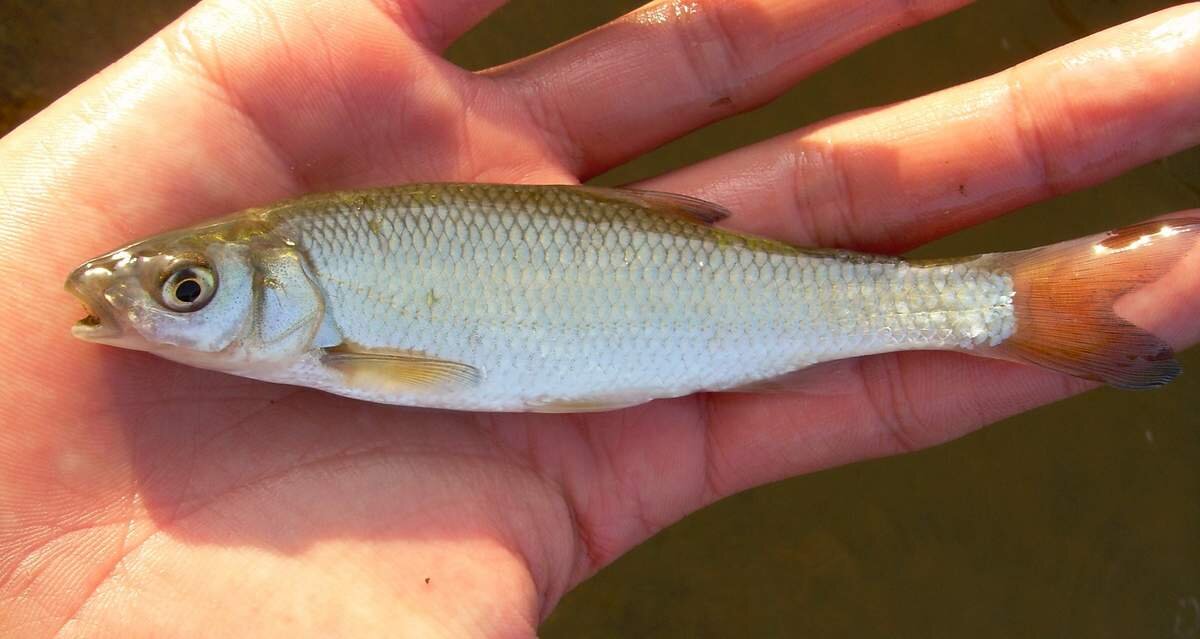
[
  {"xmin": 525, "ymin": 394, "xmax": 654, "ymax": 413},
  {"xmin": 720, "ymin": 360, "xmax": 857, "ymax": 397}
]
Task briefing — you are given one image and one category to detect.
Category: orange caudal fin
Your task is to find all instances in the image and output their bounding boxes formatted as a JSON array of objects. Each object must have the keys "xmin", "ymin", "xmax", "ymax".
[{"xmin": 976, "ymin": 218, "xmax": 1200, "ymax": 389}]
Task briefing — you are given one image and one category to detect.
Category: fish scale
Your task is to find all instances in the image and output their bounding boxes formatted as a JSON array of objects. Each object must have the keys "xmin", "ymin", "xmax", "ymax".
[{"xmin": 263, "ymin": 184, "xmax": 1015, "ymax": 410}]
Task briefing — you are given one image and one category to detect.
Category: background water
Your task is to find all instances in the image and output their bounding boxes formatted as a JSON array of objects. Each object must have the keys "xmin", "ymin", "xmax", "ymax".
[{"xmin": 3, "ymin": 1, "xmax": 1198, "ymax": 636}]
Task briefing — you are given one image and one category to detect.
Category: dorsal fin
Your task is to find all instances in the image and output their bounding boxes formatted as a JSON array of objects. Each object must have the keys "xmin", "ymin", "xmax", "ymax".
[{"xmin": 575, "ymin": 186, "xmax": 732, "ymax": 225}]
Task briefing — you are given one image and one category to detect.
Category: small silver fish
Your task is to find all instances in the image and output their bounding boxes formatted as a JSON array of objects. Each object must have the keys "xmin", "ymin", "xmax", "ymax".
[{"xmin": 66, "ymin": 183, "xmax": 1195, "ymax": 412}]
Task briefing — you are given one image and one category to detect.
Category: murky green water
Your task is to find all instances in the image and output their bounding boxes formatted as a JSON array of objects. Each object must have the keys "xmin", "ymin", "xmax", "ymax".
[{"xmin": 4, "ymin": 1, "xmax": 1197, "ymax": 636}]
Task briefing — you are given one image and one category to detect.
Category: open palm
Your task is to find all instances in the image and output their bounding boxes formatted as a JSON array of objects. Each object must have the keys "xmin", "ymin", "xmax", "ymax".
[{"xmin": 3, "ymin": 0, "xmax": 1199, "ymax": 636}]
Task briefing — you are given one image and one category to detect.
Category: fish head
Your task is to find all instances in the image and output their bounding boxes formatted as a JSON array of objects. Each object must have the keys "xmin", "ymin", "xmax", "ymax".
[
  {"xmin": 66, "ymin": 220, "xmax": 330, "ymax": 371},
  {"xmin": 66, "ymin": 229, "xmax": 257, "ymax": 356}
]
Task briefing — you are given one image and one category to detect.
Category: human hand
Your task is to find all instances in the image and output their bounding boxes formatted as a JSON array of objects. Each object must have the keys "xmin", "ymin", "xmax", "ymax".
[{"xmin": 2, "ymin": 0, "xmax": 1199, "ymax": 636}]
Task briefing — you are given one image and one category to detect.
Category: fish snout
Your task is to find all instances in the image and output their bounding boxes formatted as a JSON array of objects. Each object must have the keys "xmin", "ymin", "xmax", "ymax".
[{"xmin": 66, "ymin": 260, "xmax": 123, "ymax": 340}]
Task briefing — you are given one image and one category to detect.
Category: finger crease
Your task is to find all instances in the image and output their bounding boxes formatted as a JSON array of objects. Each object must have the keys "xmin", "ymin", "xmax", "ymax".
[
  {"xmin": 1005, "ymin": 69, "xmax": 1063, "ymax": 199},
  {"xmin": 670, "ymin": 2, "xmax": 748, "ymax": 104},
  {"xmin": 696, "ymin": 393, "xmax": 725, "ymax": 504},
  {"xmin": 563, "ymin": 486, "xmax": 604, "ymax": 576},
  {"xmin": 790, "ymin": 135, "xmax": 862, "ymax": 248},
  {"xmin": 366, "ymin": 0, "xmax": 445, "ymax": 49},
  {"xmin": 517, "ymin": 78, "xmax": 590, "ymax": 176},
  {"xmin": 858, "ymin": 355, "xmax": 927, "ymax": 454}
]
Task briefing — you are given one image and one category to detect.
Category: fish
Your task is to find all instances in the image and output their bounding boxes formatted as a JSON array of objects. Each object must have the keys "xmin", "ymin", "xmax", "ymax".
[{"xmin": 65, "ymin": 183, "xmax": 1197, "ymax": 412}]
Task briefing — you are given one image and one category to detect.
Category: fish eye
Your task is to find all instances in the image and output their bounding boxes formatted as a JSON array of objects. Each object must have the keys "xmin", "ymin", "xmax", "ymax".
[{"xmin": 161, "ymin": 265, "xmax": 216, "ymax": 312}]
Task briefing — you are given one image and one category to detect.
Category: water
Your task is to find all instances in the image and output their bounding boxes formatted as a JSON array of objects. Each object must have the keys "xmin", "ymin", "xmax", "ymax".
[{"xmin": 4, "ymin": 1, "xmax": 1197, "ymax": 636}]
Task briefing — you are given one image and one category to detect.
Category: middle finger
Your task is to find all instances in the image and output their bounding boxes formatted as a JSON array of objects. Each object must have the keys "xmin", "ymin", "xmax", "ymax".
[{"xmin": 489, "ymin": 0, "xmax": 972, "ymax": 178}]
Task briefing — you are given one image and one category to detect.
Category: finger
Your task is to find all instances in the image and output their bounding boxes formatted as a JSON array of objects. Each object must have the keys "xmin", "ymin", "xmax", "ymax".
[
  {"xmin": 492, "ymin": 0, "xmax": 972, "ymax": 177},
  {"xmin": 645, "ymin": 3, "xmax": 1200, "ymax": 253},
  {"xmin": 705, "ymin": 244, "xmax": 1200, "ymax": 499},
  {"xmin": 8, "ymin": 0, "xmax": 566, "ymax": 244},
  {"xmin": 704, "ymin": 355, "xmax": 1098, "ymax": 496},
  {"xmin": 689, "ymin": 209, "xmax": 1200, "ymax": 534},
  {"xmin": 370, "ymin": 0, "xmax": 511, "ymax": 51},
  {"xmin": 512, "ymin": 210, "xmax": 1200, "ymax": 578}
]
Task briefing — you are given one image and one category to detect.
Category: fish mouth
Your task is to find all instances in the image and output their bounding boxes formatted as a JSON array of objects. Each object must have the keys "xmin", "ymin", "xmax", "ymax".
[
  {"xmin": 77, "ymin": 312, "xmax": 103, "ymax": 327},
  {"xmin": 65, "ymin": 265, "xmax": 122, "ymax": 340}
]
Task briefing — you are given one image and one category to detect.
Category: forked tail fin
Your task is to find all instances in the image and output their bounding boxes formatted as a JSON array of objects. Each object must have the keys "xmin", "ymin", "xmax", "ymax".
[{"xmin": 976, "ymin": 218, "xmax": 1200, "ymax": 389}]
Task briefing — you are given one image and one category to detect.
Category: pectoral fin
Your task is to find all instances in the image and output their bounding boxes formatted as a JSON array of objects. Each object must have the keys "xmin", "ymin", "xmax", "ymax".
[
  {"xmin": 322, "ymin": 343, "xmax": 481, "ymax": 393},
  {"xmin": 576, "ymin": 186, "xmax": 732, "ymax": 225}
]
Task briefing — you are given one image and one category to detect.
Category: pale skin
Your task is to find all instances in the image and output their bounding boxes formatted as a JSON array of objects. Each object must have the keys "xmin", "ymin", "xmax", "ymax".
[{"xmin": 1, "ymin": 0, "xmax": 1199, "ymax": 636}]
